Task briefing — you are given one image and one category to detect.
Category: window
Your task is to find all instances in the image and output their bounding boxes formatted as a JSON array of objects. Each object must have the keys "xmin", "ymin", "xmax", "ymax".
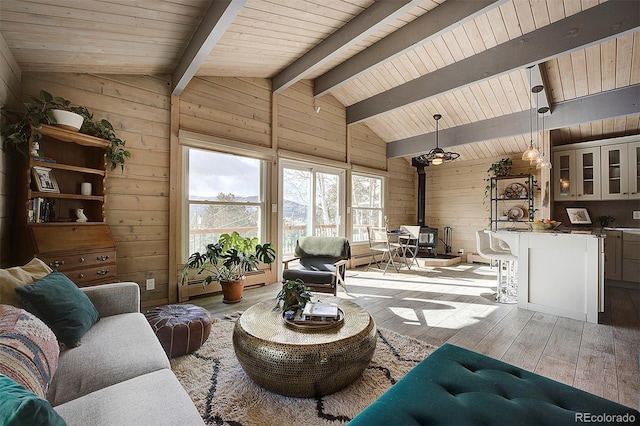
[
  {"xmin": 280, "ymin": 160, "xmax": 344, "ymax": 257},
  {"xmin": 351, "ymin": 173, "xmax": 384, "ymax": 242},
  {"xmin": 184, "ymin": 148, "xmax": 266, "ymax": 258}
]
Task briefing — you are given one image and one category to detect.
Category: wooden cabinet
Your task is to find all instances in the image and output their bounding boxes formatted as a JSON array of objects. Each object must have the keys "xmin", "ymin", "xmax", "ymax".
[
  {"xmin": 576, "ymin": 147, "xmax": 601, "ymax": 200},
  {"xmin": 553, "ymin": 150, "xmax": 575, "ymax": 200},
  {"xmin": 553, "ymin": 147, "xmax": 601, "ymax": 201},
  {"xmin": 553, "ymin": 136, "xmax": 639, "ymax": 201},
  {"xmin": 14, "ymin": 124, "xmax": 117, "ymax": 286},
  {"xmin": 20, "ymin": 124, "xmax": 108, "ymax": 223},
  {"xmin": 622, "ymin": 232, "xmax": 640, "ymax": 283},
  {"xmin": 628, "ymin": 141, "xmax": 640, "ymax": 199},
  {"xmin": 604, "ymin": 230, "xmax": 622, "ymax": 281},
  {"xmin": 28, "ymin": 224, "xmax": 117, "ymax": 287},
  {"xmin": 601, "ymin": 144, "xmax": 629, "ymax": 200}
]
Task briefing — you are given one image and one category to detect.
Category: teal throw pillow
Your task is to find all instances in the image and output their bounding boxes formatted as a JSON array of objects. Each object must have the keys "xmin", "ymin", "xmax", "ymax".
[
  {"xmin": 15, "ymin": 272, "xmax": 99, "ymax": 348},
  {"xmin": 0, "ymin": 374, "xmax": 66, "ymax": 426}
]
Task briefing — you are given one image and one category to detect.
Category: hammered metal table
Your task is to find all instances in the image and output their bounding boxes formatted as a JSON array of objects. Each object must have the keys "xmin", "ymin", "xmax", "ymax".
[{"xmin": 232, "ymin": 297, "xmax": 376, "ymax": 397}]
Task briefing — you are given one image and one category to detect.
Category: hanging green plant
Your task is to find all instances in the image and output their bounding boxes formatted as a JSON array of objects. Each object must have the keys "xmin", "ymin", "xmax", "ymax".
[{"xmin": 0, "ymin": 90, "xmax": 131, "ymax": 171}]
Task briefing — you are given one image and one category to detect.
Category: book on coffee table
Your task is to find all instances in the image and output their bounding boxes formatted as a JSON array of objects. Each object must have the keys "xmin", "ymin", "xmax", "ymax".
[{"xmin": 302, "ymin": 302, "xmax": 339, "ymax": 321}]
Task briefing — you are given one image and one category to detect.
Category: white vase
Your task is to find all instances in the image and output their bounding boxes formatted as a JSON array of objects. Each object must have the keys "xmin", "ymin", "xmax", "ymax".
[
  {"xmin": 80, "ymin": 182, "xmax": 92, "ymax": 196},
  {"xmin": 51, "ymin": 109, "xmax": 84, "ymax": 131}
]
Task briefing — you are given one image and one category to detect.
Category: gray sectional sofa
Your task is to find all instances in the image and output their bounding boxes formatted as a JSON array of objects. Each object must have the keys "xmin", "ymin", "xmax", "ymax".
[{"xmin": 51, "ymin": 282, "xmax": 204, "ymax": 425}]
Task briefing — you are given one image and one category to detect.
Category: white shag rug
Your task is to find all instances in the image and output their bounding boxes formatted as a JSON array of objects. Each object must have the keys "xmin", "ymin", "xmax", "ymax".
[{"xmin": 171, "ymin": 317, "xmax": 437, "ymax": 426}]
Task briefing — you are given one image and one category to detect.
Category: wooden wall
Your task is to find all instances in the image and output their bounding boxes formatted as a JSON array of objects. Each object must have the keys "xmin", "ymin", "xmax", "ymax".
[
  {"xmin": 0, "ymin": 33, "xmax": 20, "ymax": 268},
  {"xmin": 20, "ymin": 73, "xmax": 172, "ymax": 306},
  {"xmin": 2, "ymin": 66, "xmax": 549, "ymax": 302},
  {"xmin": 426, "ymin": 156, "xmax": 541, "ymax": 257}
]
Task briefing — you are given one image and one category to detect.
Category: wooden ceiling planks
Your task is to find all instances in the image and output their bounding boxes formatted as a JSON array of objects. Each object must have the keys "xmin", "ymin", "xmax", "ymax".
[{"xmin": 0, "ymin": 0, "xmax": 637, "ymax": 160}]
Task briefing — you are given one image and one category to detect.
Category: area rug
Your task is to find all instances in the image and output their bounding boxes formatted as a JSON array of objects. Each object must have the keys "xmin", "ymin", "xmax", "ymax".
[{"xmin": 171, "ymin": 317, "xmax": 437, "ymax": 426}]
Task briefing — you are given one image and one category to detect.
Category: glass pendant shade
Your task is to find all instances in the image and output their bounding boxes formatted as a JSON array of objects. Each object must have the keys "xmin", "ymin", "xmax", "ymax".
[{"xmin": 522, "ymin": 141, "xmax": 539, "ymax": 161}]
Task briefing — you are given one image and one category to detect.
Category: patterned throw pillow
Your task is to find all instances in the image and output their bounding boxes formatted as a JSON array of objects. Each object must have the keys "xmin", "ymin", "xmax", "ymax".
[{"xmin": 0, "ymin": 304, "xmax": 59, "ymax": 399}]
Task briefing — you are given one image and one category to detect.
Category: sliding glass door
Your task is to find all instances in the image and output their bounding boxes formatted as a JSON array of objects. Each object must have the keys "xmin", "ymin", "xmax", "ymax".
[{"xmin": 280, "ymin": 161, "xmax": 344, "ymax": 257}]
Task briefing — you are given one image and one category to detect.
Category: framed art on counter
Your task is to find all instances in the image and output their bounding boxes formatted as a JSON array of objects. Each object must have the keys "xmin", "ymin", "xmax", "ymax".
[{"xmin": 566, "ymin": 207, "xmax": 592, "ymax": 225}]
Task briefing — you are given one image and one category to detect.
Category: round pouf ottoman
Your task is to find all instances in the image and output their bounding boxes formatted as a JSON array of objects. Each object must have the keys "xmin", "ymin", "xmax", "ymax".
[{"xmin": 145, "ymin": 304, "xmax": 212, "ymax": 358}]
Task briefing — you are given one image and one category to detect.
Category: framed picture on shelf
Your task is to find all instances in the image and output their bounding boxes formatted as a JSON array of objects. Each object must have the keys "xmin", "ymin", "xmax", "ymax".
[
  {"xmin": 32, "ymin": 166, "xmax": 60, "ymax": 193},
  {"xmin": 566, "ymin": 207, "xmax": 592, "ymax": 225}
]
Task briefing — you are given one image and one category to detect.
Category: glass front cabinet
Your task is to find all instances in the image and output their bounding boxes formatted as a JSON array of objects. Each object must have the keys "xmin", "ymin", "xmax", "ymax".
[
  {"xmin": 601, "ymin": 144, "xmax": 628, "ymax": 200},
  {"xmin": 629, "ymin": 141, "xmax": 640, "ymax": 200},
  {"xmin": 553, "ymin": 136, "xmax": 639, "ymax": 201},
  {"xmin": 553, "ymin": 150, "xmax": 576, "ymax": 200}
]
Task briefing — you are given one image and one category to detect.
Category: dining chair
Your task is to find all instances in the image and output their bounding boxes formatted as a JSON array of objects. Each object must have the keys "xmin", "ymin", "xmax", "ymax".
[
  {"xmin": 366, "ymin": 227, "xmax": 401, "ymax": 274},
  {"xmin": 399, "ymin": 225, "xmax": 420, "ymax": 269}
]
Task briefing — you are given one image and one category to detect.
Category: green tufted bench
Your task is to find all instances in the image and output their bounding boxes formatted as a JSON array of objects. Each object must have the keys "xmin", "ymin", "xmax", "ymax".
[{"xmin": 349, "ymin": 343, "xmax": 639, "ymax": 425}]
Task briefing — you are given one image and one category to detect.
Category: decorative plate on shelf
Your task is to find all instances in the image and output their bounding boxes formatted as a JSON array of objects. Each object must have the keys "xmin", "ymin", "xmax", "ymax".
[
  {"xmin": 504, "ymin": 183, "xmax": 527, "ymax": 199},
  {"xmin": 507, "ymin": 207, "xmax": 525, "ymax": 221}
]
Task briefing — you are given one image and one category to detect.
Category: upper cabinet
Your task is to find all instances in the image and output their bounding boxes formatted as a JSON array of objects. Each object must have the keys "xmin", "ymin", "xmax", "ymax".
[
  {"xmin": 553, "ymin": 136, "xmax": 639, "ymax": 201},
  {"xmin": 601, "ymin": 144, "xmax": 629, "ymax": 200},
  {"xmin": 628, "ymin": 141, "xmax": 640, "ymax": 200}
]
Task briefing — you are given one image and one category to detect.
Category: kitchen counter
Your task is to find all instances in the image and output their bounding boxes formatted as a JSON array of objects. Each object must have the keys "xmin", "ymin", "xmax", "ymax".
[{"xmin": 493, "ymin": 229, "xmax": 604, "ymax": 323}]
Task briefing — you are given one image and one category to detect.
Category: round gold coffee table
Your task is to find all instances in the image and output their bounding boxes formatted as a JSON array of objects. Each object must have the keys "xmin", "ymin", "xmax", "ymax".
[{"xmin": 232, "ymin": 297, "xmax": 376, "ymax": 397}]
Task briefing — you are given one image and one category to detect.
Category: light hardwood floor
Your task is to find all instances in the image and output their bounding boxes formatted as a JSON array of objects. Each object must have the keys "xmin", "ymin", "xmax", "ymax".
[{"xmin": 188, "ymin": 262, "xmax": 640, "ymax": 409}]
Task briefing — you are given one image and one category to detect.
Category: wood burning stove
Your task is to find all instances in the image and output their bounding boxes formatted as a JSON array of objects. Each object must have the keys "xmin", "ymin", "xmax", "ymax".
[{"xmin": 418, "ymin": 226, "xmax": 438, "ymax": 257}]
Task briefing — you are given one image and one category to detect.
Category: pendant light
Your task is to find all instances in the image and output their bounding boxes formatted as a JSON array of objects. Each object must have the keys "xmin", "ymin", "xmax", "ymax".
[
  {"xmin": 536, "ymin": 106, "xmax": 552, "ymax": 170},
  {"xmin": 523, "ymin": 67, "xmax": 540, "ymax": 162},
  {"xmin": 416, "ymin": 114, "xmax": 460, "ymax": 166}
]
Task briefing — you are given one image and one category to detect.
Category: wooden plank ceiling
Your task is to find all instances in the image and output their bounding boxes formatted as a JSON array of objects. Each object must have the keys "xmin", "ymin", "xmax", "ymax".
[{"xmin": 1, "ymin": 0, "xmax": 638, "ymax": 162}]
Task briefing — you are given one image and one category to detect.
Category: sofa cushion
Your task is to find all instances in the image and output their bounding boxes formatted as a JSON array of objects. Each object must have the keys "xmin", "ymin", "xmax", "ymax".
[
  {"xmin": 0, "ymin": 305, "xmax": 59, "ymax": 398},
  {"xmin": 349, "ymin": 343, "xmax": 640, "ymax": 425},
  {"xmin": 0, "ymin": 258, "xmax": 52, "ymax": 308},
  {"xmin": 54, "ymin": 369, "xmax": 204, "ymax": 426},
  {"xmin": 0, "ymin": 374, "xmax": 66, "ymax": 426},
  {"xmin": 16, "ymin": 272, "xmax": 99, "ymax": 348},
  {"xmin": 47, "ymin": 312, "xmax": 170, "ymax": 406}
]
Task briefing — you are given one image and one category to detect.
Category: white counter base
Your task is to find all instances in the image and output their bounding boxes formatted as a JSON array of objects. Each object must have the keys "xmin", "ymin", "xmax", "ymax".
[{"xmin": 493, "ymin": 231, "xmax": 604, "ymax": 324}]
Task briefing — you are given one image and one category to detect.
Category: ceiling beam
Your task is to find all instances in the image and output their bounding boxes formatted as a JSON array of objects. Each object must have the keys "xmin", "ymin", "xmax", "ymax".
[
  {"xmin": 387, "ymin": 84, "xmax": 640, "ymax": 158},
  {"xmin": 171, "ymin": 0, "xmax": 246, "ymax": 95},
  {"xmin": 348, "ymin": 0, "xmax": 640, "ymax": 124},
  {"xmin": 314, "ymin": 0, "xmax": 506, "ymax": 98},
  {"xmin": 272, "ymin": 0, "xmax": 423, "ymax": 94}
]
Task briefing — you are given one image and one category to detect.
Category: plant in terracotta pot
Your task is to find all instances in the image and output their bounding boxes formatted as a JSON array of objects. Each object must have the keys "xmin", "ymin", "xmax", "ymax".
[
  {"xmin": 181, "ymin": 231, "xmax": 276, "ymax": 304},
  {"xmin": 0, "ymin": 90, "xmax": 130, "ymax": 171},
  {"xmin": 275, "ymin": 279, "xmax": 312, "ymax": 312}
]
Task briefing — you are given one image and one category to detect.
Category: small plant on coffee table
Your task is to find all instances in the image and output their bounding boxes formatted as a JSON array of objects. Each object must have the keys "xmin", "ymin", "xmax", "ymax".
[{"xmin": 275, "ymin": 279, "xmax": 312, "ymax": 311}]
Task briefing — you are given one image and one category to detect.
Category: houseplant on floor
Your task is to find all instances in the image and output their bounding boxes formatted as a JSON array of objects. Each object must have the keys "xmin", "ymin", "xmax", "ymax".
[
  {"xmin": 0, "ymin": 90, "xmax": 131, "ymax": 171},
  {"xmin": 181, "ymin": 231, "xmax": 276, "ymax": 304}
]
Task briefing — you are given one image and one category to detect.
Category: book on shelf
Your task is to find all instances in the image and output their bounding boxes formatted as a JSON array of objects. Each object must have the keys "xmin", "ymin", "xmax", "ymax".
[
  {"xmin": 29, "ymin": 197, "xmax": 53, "ymax": 223},
  {"xmin": 302, "ymin": 302, "xmax": 339, "ymax": 321},
  {"xmin": 32, "ymin": 156, "xmax": 57, "ymax": 164}
]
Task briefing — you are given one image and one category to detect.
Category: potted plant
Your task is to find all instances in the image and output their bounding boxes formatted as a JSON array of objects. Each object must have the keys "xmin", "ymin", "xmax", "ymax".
[
  {"xmin": 596, "ymin": 215, "xmax": 615, "ymax": 228},
  {"xmin": 484, "ymin": 158, "xmax": 514, "ymax": 205},
  {"xmin": 488, "ymin": 158, "xmax": 513, "ymax": 177},
  {"xmin": 275, "ymin": 279, "xmax": 312, "ymax": 312},
  {"xmin": 0, "ymin": 90, "xmax": 131, "ymax": 171},
  {"xmin": 181, "ymin": 231, "xmax": 276, "ymax": 304}
]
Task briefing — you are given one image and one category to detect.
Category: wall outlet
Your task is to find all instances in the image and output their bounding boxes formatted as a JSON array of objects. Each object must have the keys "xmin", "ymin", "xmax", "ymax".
[
  {"xmin": 633, "ymin": 211, "xmax": 640, "ymax": 220},
  {"xmin": 145, "ymin": 278, "xmax": 155, "ymax": 291}
]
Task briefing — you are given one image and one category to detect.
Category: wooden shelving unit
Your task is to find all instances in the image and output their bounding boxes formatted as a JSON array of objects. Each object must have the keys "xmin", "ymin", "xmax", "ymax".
[
  {"xmin": 22, "ymin": 124, "xmax": 108, "ymax": 224},
  {"xmin": 14, "ymin": 124, "xmax": 117, "ymax": 286}
]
